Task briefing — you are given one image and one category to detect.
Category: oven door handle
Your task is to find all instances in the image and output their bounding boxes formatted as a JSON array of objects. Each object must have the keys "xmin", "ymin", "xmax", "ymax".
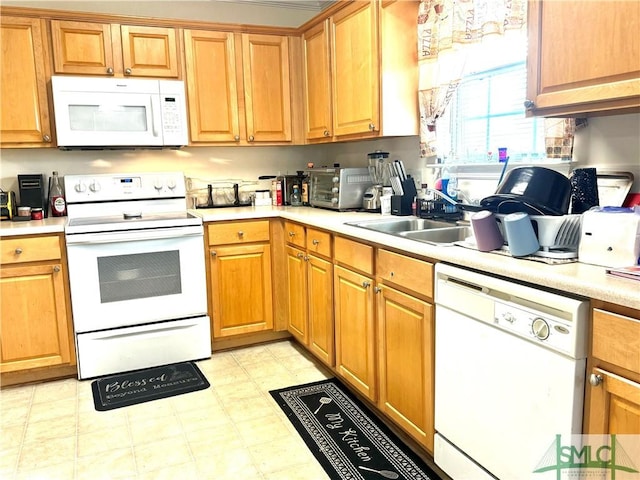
[{"xmin": 66, "ymin": 226, "xmax": 203, "ymax": 245}]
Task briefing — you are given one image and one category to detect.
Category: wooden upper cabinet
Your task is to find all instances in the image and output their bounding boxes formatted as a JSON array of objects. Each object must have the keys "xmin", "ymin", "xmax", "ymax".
[
  {"xmin": 302, "ymin": 0, "xmax": 418, "ymax": 143},
  {"xmin": 331, "ymin": 1, "xmax": 379, "ymax": 138},
  {"xmin": 184, "ymin": 29, "xmax": 240, "ymax": 143},
  {"xmin": 526, "ymin": 0, "xmax": 640, "ymax": 116},
  {"xmin": 0, "ymin": 16, "xmax": 53, "ymax": 147},
  {"xmin": 242, "ymin": 33, "xmax": 292, "ymax": 142},
  {"xmin": 302, "ymin": 19, "xmax": 332, "ymax": 140},
  {"xmin": 50, "ymin": 20, "xmax": 179, "ymax": 78}
]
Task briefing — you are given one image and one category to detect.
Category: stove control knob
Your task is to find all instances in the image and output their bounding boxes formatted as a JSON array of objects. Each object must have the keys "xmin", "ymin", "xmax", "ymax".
[
  {"xmin": 167, "ymin": 178, "xmax": 177, "ymax": 190},
  {"xmin": 154, "ymin": 179, "xmax": 164, "ymax": 191},
  {"xmin": 75, "ymin": 182, "xmax": 87, "ymax": 193},
  {"xmin": 532, "ymin": 317, "xmax": 550, "ymax": 340},
  {"xmin": 89, "ymin": 181, "xmax": 101, "ymax": 193},
  {"xmin": 331, "ymin": 187, "xmax": 339, "ymax": 194},
  {"xmin": 332, "ymin": 177, "xmax": 339, "ymax": 184}
]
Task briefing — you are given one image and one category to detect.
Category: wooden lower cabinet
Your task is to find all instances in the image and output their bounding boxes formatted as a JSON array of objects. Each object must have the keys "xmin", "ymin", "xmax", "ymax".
[
  {"xmin": 208, "ymin": 241, "xmax": 273, "ymax": 338},
  {"xmin": 585, "ymin": 305, "xmax": 640, "ymax": 434},
  {"xmin": 1, "ymin": 235, "xmax": 73, "ymax": 373},
  {"xmin": 334, "ymin": 264, "xmax": 377, "ymax": 401},
  {"xmin": 207, "ymin": 220, "xmax": 274, "ymax": 339},
  {"xmin": 587, "ymin": 368, "xmax": 640, "ymax": 434},
  {"xmin": 377, "ymin": 284, "xmax": 434, "ymax": 450}
]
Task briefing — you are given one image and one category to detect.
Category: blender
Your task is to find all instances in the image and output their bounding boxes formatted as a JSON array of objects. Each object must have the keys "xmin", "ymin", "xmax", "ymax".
[{"xmin": 362, "ymin": 151, "xmax": 389, "ymax": 211}]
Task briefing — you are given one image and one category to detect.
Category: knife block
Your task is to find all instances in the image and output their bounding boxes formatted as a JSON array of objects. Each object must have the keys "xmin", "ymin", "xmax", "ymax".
[{"xmin": 391, "ymin": 178, "xmax": 418, "ymax": 216}]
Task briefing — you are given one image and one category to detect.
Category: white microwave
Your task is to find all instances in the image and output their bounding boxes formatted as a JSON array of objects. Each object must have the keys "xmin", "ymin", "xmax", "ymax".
[{"xmin": 51, "ymin": 76, "xmax": 188, "ymax": 149}]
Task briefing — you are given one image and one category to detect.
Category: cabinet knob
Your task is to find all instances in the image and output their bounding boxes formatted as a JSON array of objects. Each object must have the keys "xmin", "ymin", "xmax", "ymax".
[
  {"xmin": 312, "ymin": 239, "xmax": 319, "ymax": 245},
  {"xmin": 234, "ymin": 135, "xmax": 240, "ymax": 142},
  {"xmin": 237, "ymin": 231, "xmax": 244, "ymax": 238},
  {"xmin": 362, "ymin": 281, "xmax": 371, "ymax": 288},
  {"xmin": 390, "ymin": 271, "xmax": 395, "ymax": 277},
  {"xmin": 524, "ymin": 99, "xmax": 535, "ymax": 110},
  {"xmin": 248, "ymin": 135, "xmax": 255, "ymax": 142},
  {"xmin": 125, "ymin": 68, "xmax": 132, "ymax": 75},
  {"xmin": 106, "ymin": 67, "xmax": 114, "ymax": 75},
  {"xmin": 297, "ymin": 252, "xmax": 304, "ymax": 259},
  {"xmin": 589, "ymin": 373, "xmax": 603, "ymax": 387},
  {"xmin": 53, "ymin": 265, "xmax": 61, "ymax": 273},
  {"xmin": 288, "ymin": 231, "xmax": 295, "ymax": 237},
  {"xmin": 43, "ymin": 134, "xmax": 51, "ymax": 142},
  {"xmin": 368, "ymin": 123, "xmax": 376, "ymax": 131},
  {"xmin": 374, "ymin": 286, "xmax": 381, "ymax": 294},
  {"xmin": 323, "ymin": 130, "xmax": 330, "ymax": 137},
  {"xmin": 210, "ymin": 250, "xmax": 217, "ymax": 257},
  {"xmin": 15, "ymin": 247, "xmax": 23, "ymax": 255}
]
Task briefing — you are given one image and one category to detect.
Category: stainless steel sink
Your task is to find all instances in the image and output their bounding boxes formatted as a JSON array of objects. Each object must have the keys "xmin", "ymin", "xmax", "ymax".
[
  {"xmin": 346, "ymin": 217, "xmax": 471, "ymax": 246},
  {"xmin": 399, "ymin": 227, "xmax": 471, "ymax": 245},
  {"xmin": 346, "ymin": 217, "xmax": 455, "ymax": 233}
]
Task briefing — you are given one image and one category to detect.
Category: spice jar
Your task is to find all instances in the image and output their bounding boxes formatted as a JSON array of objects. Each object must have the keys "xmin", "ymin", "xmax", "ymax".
[{"xmin": 31, "ymin": 207, "xmax": 44, "ymax": 220}]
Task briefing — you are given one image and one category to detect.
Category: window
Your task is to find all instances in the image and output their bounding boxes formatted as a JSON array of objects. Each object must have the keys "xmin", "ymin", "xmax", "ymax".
[{"xmin": 436, "ymin": 61, "xmax": 546, "ymax": 164}]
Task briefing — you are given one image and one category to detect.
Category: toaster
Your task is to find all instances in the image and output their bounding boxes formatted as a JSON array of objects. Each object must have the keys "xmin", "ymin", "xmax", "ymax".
[{"xmin": 579, "ymin": 207, "xmax": 640, "ymax": 267}]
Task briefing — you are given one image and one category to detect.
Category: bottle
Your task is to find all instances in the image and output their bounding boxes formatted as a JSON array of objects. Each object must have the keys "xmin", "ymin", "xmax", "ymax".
[
  {"xmin": 49, "ymin": 171, "xmax": 67, "ymax": 217},
  {"xmin": 290, "ymin": 184, "xmax": 302, "ymax": 206},
  {"xmin": 447, "ymin": 167, "xmax": 458, "ymax": 201}
]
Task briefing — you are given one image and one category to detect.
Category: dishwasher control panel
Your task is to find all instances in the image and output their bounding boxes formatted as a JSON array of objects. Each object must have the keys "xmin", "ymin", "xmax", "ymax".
[{"xmin": 494, "ymin": 301, "xmax": 577, "ymax": 356}]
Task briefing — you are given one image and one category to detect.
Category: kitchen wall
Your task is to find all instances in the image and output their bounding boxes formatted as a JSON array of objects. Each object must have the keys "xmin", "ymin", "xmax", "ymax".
[{"xmin": 0, "ymin": 136, "xmax": 422, "ymax": 194}]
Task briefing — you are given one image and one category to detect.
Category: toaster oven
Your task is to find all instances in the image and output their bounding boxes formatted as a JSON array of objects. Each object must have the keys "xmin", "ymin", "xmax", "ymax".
[{"xmin": 309, "ymin": 167, "xmax": 372, "ymax": 211}]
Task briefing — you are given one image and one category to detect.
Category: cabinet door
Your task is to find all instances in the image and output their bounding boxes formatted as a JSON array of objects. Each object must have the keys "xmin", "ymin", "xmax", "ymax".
[
  {"xmin": 184, "ymin": 29, "xmax": 241, "ymax": 143},
  {"xmin": 334, "ymin": 265, "xmax": 376, "ymax": 400},
  {"xmin": 120, "ymin": 25, "xmax": 179, "ymax": 78},
  {"xmin": 242, "ymin": 34, "xmax": 292, "ymax": 142},
  {"xmin": 1, "ymin": 264, "xmax": 72, "ymax": 372},
  {"xmin": 587, "ymin": 368, "xmax": 640, "ymax": 434},
  {"xmin": 378, "ymin": 285, "xmax": 434, "ymax": 451},
  {"xmin": 0, "ymin": 16, "xmax": 52, "ymax": 146},
  {"xmin": 527, "ymin": 0, "xmax": 640, "ymax": 116},
  {"xmin": 209, "ymin": 243, "xmax": 273, "ymax": 337},
  {"xmin": 302, "ymin": 19, "xmax": 333, "ymax": 140},
  {"xmin": 286, "ymin": 245, "xmax": 308, "ymax": 344},
  {"xmin": 308, "ymin": 254, "xmax": 334, "ymax": 367},
  {"xmin": 50, "ymin": 20, "xmax": 115, "ymax": 75},
  {"xmin": 331, "ymin": 1, "xmax": 380, "ymax": 137}
]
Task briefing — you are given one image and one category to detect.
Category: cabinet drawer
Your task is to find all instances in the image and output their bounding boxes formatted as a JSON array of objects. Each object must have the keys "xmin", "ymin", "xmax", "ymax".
[
  {"xmin": 208, "ymin": 220, "xmax": 270, "ymax": 245},
  {"xmin": 284, "ymin": 221, "xmax": 306, "ymax": 248},
  {"xmin": 334, "ymin": 236, "xmax": 373, "ymax": 275},
  {"xmin": 377, "ymin": 249, "xmax": 433, "ymax": 298},
  {"xmin": 306, "ymin": 228, "xmax": 331, "ymax": 258},
  {"xmin": 1, "ymin": 236, "xmax": 62, "ymax": 264},
  {"xmin": 592, "ymin": 308, "xmax": 640, "ymax": 373}
]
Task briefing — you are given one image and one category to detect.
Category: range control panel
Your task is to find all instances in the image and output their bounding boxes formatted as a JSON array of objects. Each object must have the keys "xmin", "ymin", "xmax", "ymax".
[{"xmin": 64, "ymin": 172, "xmax": 186, "ymax": 203}]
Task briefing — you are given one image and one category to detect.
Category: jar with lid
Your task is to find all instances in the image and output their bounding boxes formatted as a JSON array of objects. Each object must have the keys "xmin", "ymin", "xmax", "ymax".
[{"xmin": 290, "ymin": 184, "xmax": 302, "ymax": 206}]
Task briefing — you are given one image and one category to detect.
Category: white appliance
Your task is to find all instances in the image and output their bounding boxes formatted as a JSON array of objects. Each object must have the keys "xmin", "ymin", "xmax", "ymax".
[
  {"xmin": 434, "ymin": 263, "xmax": 589, "ymax": 480},
  {"xmin": 579, "ymin": 207, "xmax": 640, "ymax": 267},
  {"xmin": 64, "ymin": 172, "xmax": 210, "ymax": 379},
  {"xmin": 51, "ymin": 76, "xmax": 188, "ymax": 149}
]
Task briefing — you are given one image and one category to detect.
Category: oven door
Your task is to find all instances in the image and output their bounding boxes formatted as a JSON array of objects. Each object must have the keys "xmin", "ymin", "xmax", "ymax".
[{"xmin": 66, "ymin": 225, "xmax": 207, "ymax": 332}]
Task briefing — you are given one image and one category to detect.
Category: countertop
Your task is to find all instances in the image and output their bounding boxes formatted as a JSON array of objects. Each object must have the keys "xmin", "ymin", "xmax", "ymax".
[{"xmin": 2, "ymin": 207, "xmax": 638, "ymax": 310}]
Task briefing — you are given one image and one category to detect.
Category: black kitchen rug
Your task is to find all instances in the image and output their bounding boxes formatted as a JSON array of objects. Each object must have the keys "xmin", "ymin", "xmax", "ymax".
[
  {"xmin": 270, "ymin": 378, "xmax": 441, "ymax": 480},
  {"xmin": 91, "ymin": 362, "xmax": 210, "ymax": 411}
]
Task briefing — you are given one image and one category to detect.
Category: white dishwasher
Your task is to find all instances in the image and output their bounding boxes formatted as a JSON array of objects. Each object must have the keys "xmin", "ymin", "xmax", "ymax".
[{"xmin": 433, "ymin": 263, "xmax": 589, "ymax": 480}]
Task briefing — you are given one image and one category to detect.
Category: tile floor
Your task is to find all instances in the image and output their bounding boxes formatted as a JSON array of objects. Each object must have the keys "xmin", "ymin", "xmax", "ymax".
[{"xmin": 0, "ymin": 340, "xmax": 334, "ymax": 480}]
